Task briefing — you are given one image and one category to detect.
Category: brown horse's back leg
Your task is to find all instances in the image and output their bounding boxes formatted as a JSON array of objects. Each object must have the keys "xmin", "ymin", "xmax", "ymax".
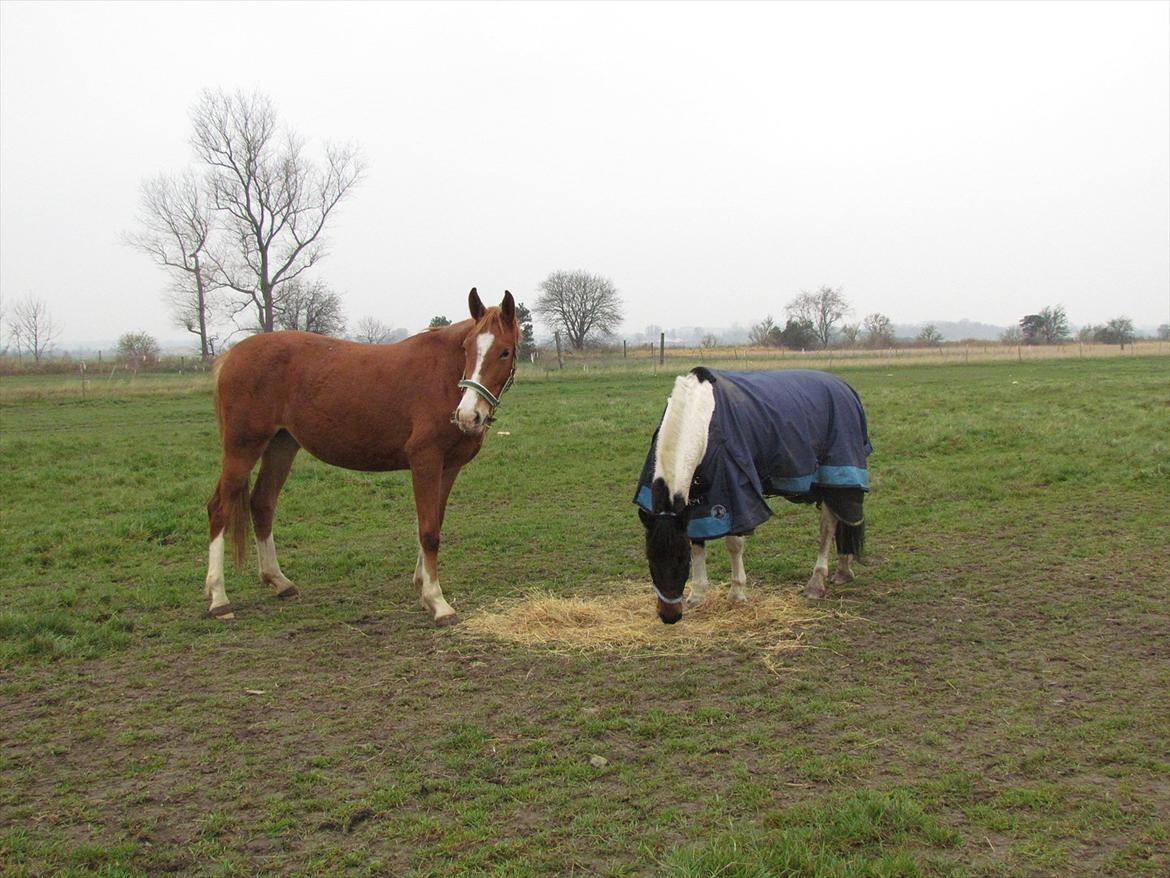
[
  {"xmin": 205, "ymin": 440, "xmax": 269, "ymax": 620},
  {"xmin": 251, "ymin": 429, "xmax": 301, "ymax": 599}
]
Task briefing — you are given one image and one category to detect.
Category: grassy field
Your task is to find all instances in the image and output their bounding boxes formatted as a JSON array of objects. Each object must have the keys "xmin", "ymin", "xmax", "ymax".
[{"xmin": 1, "ymin": 355, "xmax": 1168, "ymax": 876}]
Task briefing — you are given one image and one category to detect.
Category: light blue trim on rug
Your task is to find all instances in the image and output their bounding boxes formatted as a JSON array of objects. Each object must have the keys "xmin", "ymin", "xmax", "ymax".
[
  {"xmin": 636, "ymin": 484, "xmax": 730, "ymax": 538},
  {"xmin": 686, "ymin": 515, "xmax": 731, "ymax": 539},
  {"xmin": 771, "ymin": 465, "xmax": 868, "ymax": 493},
  {"xmin": 635, "ymin": 484, "xmax": 653, "ymax": 511},
  {"xmin": 816, "ymin": 465, "xmax": 869, "ymax": 489}
]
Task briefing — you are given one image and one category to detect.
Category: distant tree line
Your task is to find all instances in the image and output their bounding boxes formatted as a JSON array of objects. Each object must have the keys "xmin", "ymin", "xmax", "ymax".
[{"xmin": 733, "ymin": 290, "xmax": 1156, "ymax": 352}]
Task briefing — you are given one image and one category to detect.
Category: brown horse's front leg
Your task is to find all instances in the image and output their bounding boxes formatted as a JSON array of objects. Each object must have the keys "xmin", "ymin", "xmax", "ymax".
[{"xmin": 409, "ymin": 453, "xmax": 459, "ymax": 626}]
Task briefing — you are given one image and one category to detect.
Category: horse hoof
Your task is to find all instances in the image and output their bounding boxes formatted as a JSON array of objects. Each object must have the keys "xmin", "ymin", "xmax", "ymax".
[
  {"xmin": 830, "ymin": 571, "xmax": 854, "ymax": 586},
  {"xmin": 685, "ymin": 595, "xmax": 705, "ymax": 609},
  {"xmin": 434, "ymin": 613, "xmax": 460, "ymax": 627},
  {"xmin": 209, "ymin": 604, "xmax": 236, "ymax": 620},
  {"xmin": 275, "ymin": 585, "xmax": 299, "ymax": 600},
  {"xmin": 804, "ymin": 586, "xmax": 826, "ymax": 600},
  {"xmin": 729, "ymin": 593, "xmax": 749, "ymax": 606}
]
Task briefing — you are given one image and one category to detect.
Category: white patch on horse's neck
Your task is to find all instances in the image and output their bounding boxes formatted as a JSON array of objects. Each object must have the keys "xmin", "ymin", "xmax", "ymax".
[{"xmin": 653, "ymin": 374, "xmax": 715, "ymax": 502}]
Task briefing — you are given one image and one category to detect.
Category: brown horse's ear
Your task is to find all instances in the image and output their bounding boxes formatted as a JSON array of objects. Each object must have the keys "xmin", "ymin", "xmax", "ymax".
[
  {"xmin": 500, "ymin": 291, "xmax": 516, "ymax": 324},
  {"xmin": 468, "ymin": 287, "xmax": 485, "ymax": 320}
]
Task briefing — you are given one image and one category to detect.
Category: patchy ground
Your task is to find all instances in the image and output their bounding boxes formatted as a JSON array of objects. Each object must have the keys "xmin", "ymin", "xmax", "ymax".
[{"xmin": 2, "ymin": 356, "xmax": 1168, "ymax": 876}]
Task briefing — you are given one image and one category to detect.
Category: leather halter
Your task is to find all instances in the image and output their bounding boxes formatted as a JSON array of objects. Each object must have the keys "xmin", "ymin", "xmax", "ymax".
[
  {"xmin": 457, "ymin": 367, "xmax": 515, "ymax": 410},
  {"xmin": 652, "ymin": 584, "xmax": 685, "ymax": 605},
  {"xmin": 647, "ymin": 509, "xmax": 686, "ymax": 605}
]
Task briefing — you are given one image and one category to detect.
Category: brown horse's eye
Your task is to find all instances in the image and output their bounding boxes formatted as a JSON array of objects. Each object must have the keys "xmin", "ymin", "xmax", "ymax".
[{"xmin": 499, "ymin": 350, "xmax": 511, "ymax": 359}]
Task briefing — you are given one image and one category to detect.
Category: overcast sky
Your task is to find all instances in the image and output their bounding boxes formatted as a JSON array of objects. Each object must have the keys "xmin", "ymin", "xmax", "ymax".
[{"xmin": 2, "ymin": 0, "xmax": 1167, "ymax": 346}]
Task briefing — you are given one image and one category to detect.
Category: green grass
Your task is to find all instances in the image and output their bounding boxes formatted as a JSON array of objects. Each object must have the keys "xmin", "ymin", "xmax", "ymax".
[{"xmin": 1, "ymin": 356, "xmax": 1168, "ymax": 876}]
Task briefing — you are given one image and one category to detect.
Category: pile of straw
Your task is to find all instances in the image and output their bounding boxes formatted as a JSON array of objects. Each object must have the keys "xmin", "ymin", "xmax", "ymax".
[{"xmin": 462, "ymin": 580, "xmax": 849, "ymax": 657}]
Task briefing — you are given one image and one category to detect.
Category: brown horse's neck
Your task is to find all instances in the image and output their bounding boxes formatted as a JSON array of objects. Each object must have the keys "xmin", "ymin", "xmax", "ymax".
[{"xmin": 422, "ymin": 318, "xmax": 476, "ymax": 375}]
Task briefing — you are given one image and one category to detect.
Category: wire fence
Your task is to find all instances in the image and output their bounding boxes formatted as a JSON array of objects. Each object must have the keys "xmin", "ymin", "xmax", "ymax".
[
  {"xmin": 2, "ymin": 340, "xmax": 1166, "ymax": 404},
  {"xmin": 521, "ymin": 339, "xmax": 1170, "ymax": 378}
]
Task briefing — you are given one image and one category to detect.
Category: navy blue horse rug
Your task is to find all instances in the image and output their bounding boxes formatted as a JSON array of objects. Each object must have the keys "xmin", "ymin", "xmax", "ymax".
[{"xmin": 634, "ymin": 368, "xmax": 872, "ymax": 542}]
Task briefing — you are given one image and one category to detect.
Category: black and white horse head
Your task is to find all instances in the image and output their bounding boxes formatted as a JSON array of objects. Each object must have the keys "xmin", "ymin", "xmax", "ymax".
[{"xmin": 638, "ymin": 477, "xmax": 693, "ymax": 624}]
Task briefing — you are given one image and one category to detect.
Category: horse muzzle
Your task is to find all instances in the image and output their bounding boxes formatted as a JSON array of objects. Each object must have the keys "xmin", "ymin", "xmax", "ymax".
[
  {"xmin": 657, "ymin": 598, "xmax": 683, "ymax": 625},
  {"xmin": 452, "ymin": 408, "xmax": 491, "ymax": 435}
]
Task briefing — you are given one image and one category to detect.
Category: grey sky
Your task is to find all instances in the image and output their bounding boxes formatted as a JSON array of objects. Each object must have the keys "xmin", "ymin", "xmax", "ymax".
[{"xmin": 2, "ymin": 0, "xmax": 1167, "ymax": 346}]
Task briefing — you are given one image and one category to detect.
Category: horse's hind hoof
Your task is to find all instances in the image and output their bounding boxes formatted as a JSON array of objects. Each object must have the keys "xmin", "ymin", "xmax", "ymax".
[
  {"xmin": 275, "ymin": 585, "xmax": 299, "ymax": 600},
  {"xmin": 830, "ymin": 570, "xmax": 854, "ymax": 586},
  {"xmin": 434, "ymin": 613, "xmax": 460, "ymax": 627},
  {"xmin": 209, "ymin": 604, "xmax": 236, "ymax": 621}
]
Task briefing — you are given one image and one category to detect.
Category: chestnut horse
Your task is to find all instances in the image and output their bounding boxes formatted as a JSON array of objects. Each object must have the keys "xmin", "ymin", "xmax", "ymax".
[{"xmin": 204, "ymin": 288, "xmax": 520, "ymax": 625}]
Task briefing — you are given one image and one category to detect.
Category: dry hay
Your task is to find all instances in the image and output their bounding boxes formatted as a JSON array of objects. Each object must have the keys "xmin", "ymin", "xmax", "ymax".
[{"xmin": 462, "ymin": 580, "xmax": 852, "ymax": 658}]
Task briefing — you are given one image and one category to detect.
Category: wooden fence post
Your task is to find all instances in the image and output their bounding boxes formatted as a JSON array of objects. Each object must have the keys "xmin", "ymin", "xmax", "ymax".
[
  {"xmin": 659, "ymin": 332, "xmax": 665, "ymax": 366},
  {"xmin": 554, "ymin": 332, "xmax": 564, "ymax": 370}
]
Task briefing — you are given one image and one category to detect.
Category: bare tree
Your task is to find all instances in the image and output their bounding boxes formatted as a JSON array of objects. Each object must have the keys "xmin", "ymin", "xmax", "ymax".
[
  {"xmin": 125, "ymin": 171, "xmax": 222, "ymax": 360},
  {"xmin": 840, "ymin": 323, "xmax": 861, "ymax": 347},
  {"xmin": 1095, "ymin": 316, "xmax": 1136, "ymax": 347},
  {"xmin": 786, "ymin": 285, "xmax": 851, "ymax": 348},
  {"xmin": 863, "ymin": 312, "xmax": 895, "ymax": 348},
  {"xmin": 1000, "ymin": 326, "xmax": 1024, "ymax": 345},
  {"xmin": 749, "ymin": 315, "xmax": 779, "ymax": 347},
  {"xmin": 11, "ymin": 296, "xmax": 60, "ymax": 363},
  {"xmin": 273, "ymin": 278, "xmax": 346, "ymax": 336},
  {"xmin": 191, "ymin": 89, "xmax": 363, "ymax": 333},
  {"xmin": 117, "ymin": 331, "xmax": 161, "ymax": 368},
  {"xmin": 535, "ymin": 269, "xmax": 623, "ymax": 350},
  {"xmin": 917, "ymin": 324, "xmax": 944, "ymax": 346},
  {"xmin": 353, "ymin": 316, "xmax": 394, "ymax": 344}
]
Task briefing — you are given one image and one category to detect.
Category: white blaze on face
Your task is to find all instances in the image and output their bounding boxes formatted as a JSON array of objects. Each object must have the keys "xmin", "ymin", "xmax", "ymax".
[{"xmin": 455, "ymin": 332, "xmax": 495, "ymax": 431}]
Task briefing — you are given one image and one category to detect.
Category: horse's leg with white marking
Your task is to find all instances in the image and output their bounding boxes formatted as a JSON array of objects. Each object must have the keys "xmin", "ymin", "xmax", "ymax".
[
  {"xmin": 205, "ymin": 524, "xmax": 229, "ymax": 618},
  {"xmin": 204, "ymin": 449, "xmax": 262, "ymax": 620},
  {"xmin": 416, "ymin": 465, "xmax": 461, "ymax": 607},
  {"xmin": 409, "ymin": 453, "xmax": 458, "ymax": 625},
  {"xmin": 726, "ymin": 535, "xmax": 748, "ymax": 603},
  {"xmin": 805, "ymin": 504, "xmax": 837, "ymax": 599},
  {"xmin": 251, "ymin": 430, "xmax": 301, "ymax": 599},
  {"xmin": 686, "ymin": 540, "xmax": 710, "ymax": 608}
]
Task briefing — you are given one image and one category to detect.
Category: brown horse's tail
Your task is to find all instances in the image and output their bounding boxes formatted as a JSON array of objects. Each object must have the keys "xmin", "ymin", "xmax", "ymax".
[
  {"xmin": 226, "ymin": 476, "xmax": 252, "ymax": 568},
  {"xmin": 210, "ymin": 348, "xmax": 251, "ymax": 568}
]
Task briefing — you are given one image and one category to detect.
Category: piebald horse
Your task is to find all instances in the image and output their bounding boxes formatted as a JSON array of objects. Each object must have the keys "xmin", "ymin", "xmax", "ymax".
[
  {"xmin": 637, "ymin": 367, "xmax": 871, "ymax": 624},
  {"xmin": 204, "ymin": 288, "xmax": 520, "ymax": 625}
]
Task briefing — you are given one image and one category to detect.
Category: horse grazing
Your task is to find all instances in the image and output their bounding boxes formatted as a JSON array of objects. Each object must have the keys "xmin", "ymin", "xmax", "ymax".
[
  {"xmin": 204, "ymin": 288, "xmax": 520, "ymax": 625},
  {"xmin": 635, "ymin": 367, "xmax": 871, "ymax": 624}
]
